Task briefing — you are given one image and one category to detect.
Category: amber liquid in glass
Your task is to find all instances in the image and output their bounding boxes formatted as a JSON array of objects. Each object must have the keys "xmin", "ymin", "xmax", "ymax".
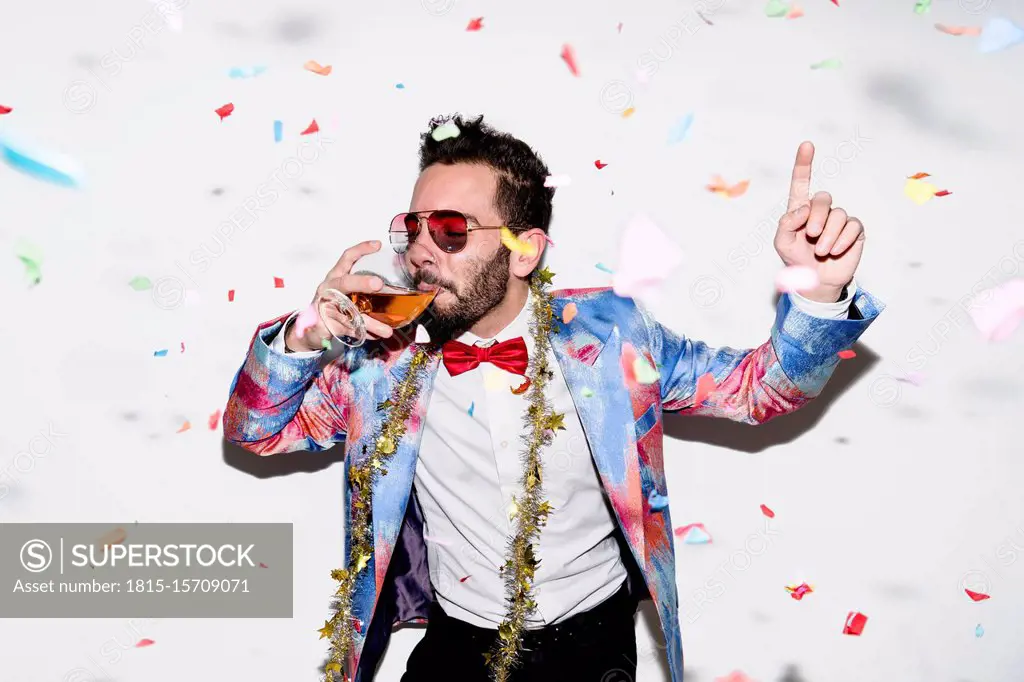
[{"xmin": 349, "ymin": 288, "xmax": 437, "ymax": 327}]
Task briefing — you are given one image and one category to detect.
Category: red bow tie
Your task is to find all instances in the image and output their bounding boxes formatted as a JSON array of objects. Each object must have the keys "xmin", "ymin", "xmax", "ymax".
[{"xmin": 441, "ymin": 337, "xmax": 529, "ymax": 377}]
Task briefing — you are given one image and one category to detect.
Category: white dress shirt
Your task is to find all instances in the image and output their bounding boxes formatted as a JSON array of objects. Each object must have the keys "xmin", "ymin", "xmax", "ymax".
[{"xmin": 269, "ymin": 282, "xmax": 856, "ymax": 627}]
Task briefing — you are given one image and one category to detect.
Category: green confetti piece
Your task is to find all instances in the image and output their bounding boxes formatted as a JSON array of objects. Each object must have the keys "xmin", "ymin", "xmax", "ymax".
[
  {"xmin": 765, "ymin": 0, "xmax": 789, "ymax": 17},
  {"xmin": 913, "ymin": 0, "xmax": 931, "ymax": 14},
  {"xmin": 128, "ymin": 276, "xmax": 153, "ymax": 291},
  {"xmin": 321, "ymin": 338, "xmax": 333, "ymax": 351},
  {"xmin": 14, "ymin": 238, "xmax": 43, "ymax": 287},
  {"xmin": 580, "ymin": 387, "xmax": 595, "ymax": 398},
  {"xmin": 810, "ymin": 58, "xmax": 843, "ymax": 70}
]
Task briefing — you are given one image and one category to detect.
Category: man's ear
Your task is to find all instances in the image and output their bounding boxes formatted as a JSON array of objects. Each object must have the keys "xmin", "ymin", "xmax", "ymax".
[{"xmin": 508, "ymin": 229, "xmax": 547, "ymax": 278}]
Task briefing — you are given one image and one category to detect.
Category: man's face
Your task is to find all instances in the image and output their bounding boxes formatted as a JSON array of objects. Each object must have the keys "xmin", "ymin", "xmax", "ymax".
[{"xmin": 402, "ymin": 162, "xmax": 511, "ymax": 336}]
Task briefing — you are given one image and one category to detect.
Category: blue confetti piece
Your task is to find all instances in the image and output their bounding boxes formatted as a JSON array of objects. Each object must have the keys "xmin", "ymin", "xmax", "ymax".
[
  {"xmin": 153, "ymin": 349, "xmax": 168, "ymax": 357},
  {"xmin": 273, "ymin": 120, "xmax": 283, "ymax": 143},
  {"xmin": 595, "ymin": 262, "xmax": 614, "ymax": 274},
  {"xmin": 667, "ymin": 112, "xmax": 694, "ymax": 145},
  {"xmin": 228, "ymin": 66, "xmax": 267, "ymax": 79},
  {"xmin": 975, "ymin": 624, "xmax": 984, "ymax": 638},
  {"xmin": 468, "ymin": 401, "xmax": 475, "ymax": 417},
  {"xmin": 647, "ymin": 490, "xmax": 669, "ymax": 511},
  {"xmin": 0, "ymin": 134, "xmax": 82, "ymax": 187},
  {"xmin": 682, "ymin": 526, "xmax": 712, "ymax": 545},
  {"xmin": 978, "ymin": 17, "xmax": 1024, "ymax": 53},
  {"xmin": 395, "ymin": 83, "xmax": 405, "ymax": 89}
]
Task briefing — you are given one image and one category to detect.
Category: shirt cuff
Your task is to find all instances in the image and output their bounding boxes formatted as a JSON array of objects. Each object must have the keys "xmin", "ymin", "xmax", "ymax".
[
  {"xmin": 269, "ymin": 311, "xmax": 324, "ymax": 357},
  {"xmin": 788, "ymin": 279, "xmax": 857, "ymax": 320}
]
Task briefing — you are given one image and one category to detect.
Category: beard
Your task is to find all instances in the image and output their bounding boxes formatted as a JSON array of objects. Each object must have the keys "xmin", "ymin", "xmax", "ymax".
[{"xmin": 411, "ymin": 247, "xmax": 511, "ymax": 343}]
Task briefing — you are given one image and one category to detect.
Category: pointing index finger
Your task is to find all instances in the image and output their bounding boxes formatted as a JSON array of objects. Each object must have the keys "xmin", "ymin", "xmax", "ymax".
[{"xmin": 787, "ymin": 141, "xmax": 815, "ymax": 212}]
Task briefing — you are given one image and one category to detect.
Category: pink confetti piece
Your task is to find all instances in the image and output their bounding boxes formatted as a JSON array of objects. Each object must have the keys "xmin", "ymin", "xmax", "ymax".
[
  {"xmin": 274, "ymin": 276, "xmax": 284, "ymax": 288},
  {"xmin": 838, "ymin": 349, "xmax": 856, "ymax": 359},
  {"xmin": 760, "ymin": 504, "xmax": 775, "ymax": 518},
  {"xmin": 294, "ymin": 303, "xmax": 320, "ymax": 337},
  {"xmin": 612, "ymin": 214, "xmax": 683, "ymax": 300},
  {"xmin": 180, "ymin": 342, "xmax": 185, "ymax": 353},
  {"xmin": 135, "ymin": 639, "xmax": 155, "ymax": 647},
  {"xmin": 208, "ymin": 410, "xmax": 221, "ymax": 430},
  {"xmin": 560, "ymin": 44, "xmax": 579, "ymax": 76},
  {"xmin": 543, "ymin": 234, "xmax": 556, "ymax": 247},
  {"xmin": 228, "ymin": 289, "xmax": 235, "ymax": 302},
  {"xmin": 785, "ymin": 582, "xmax": 814, "ymax": 600},
  {"xmin": 715, "ymin": 671, "xmax": 754, "ymax": 682},
  {"xmin": 968, "ymin": 280, "xmax": 1024, "ymax": 341},
  {"xmin": 466, "ymin": 17, "xmax": 483, "ymax": 31},
  {"xmin": 674, "ymin": 522, "xmax": 713, "ymax": 542},
  {"xmin": 775, "ymin": 265, "xmax": 819, "ymax": 293},
  {"xmin": 259, "ymin": 562, "xmax": 268, "ymax": 568},
  {"xmin": 300, "ymin": 119, "xmax": 319, "ymax": 135},
  {"xmin": 692, "ymin": 372, "xmax": 716, "ymax": 408}
]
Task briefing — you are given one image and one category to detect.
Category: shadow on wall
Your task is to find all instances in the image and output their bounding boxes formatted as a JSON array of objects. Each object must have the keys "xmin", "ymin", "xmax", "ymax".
[{"xmin": 223, "ymin": 440, "xmax": 345, "ymax": 478}]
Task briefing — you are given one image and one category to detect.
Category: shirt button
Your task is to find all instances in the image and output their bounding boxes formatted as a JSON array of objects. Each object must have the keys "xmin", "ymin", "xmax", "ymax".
[{"xmin": 500, "ymin": 441, "xmax": 508, "ymax": 449}]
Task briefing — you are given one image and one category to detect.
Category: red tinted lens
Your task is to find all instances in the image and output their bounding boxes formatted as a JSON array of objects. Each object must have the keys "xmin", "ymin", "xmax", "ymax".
[{"xmin": 428, "ymin": 210, "xmax": 469, "ymax": 253}]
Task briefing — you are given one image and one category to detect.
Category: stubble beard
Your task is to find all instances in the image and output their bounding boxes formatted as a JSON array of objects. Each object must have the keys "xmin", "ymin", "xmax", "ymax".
[{"xmin": 413, "ymin": 247, "xmax": 511, "ymax": 344}]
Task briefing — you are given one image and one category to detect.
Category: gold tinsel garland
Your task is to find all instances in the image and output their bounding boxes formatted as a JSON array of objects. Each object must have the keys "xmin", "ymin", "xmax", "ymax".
[{"xmin": 319, "ymin": 268, "xmax": 562, "ymax": 682}]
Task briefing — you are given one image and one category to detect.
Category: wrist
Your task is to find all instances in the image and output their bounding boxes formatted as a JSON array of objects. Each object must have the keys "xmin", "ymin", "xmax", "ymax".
[{"xmin": 801, "ymin": 284, "xmax": 846, "ymax": 303}]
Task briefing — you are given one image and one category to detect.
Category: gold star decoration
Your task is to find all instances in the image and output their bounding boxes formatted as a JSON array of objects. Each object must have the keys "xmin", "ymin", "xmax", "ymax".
[{"xmin": 318, "ymin": 621, "xmax": 334, "ymax": 639}]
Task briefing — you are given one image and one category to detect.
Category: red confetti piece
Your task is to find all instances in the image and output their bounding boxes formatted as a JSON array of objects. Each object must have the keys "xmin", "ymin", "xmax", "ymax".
[
  {"xmin": 692, "ymin": 372, "xmax": 716, "ymax": 408},
  {"xmin": 228, "ymin": 289, "xmax": 235, "ymax": 302},
  {"xmin": 459, "ymin": 575, "xmax": 471, "ymax": 582},
  {"xmin": 830, "ymin": 0, "xmax": 839, "ymax": 5},
  {"xmin": 935, "ymin": 24, "xmax": 982, "ymax": 36},
  {"xmin": 300, "ymin": 119, "xmax": 319, "ymax": 135},
  {"xmin": 838, "ymin": 349, "xmax": 856, "ymax": 359},
  {"xmin": 934, "ymin": 190, "xmax": 952, "ymax": 197},
  {"xmin": 274, "ymin": 276, "xmax": 285, "ymax": 288},
  {"xmin": 511, "ymin": 378, "xmax": 531, "ymax": 395},
  {"xmin": 760, "ymin": 504, "xmax": 775, "ymax": 518},
  {"xmin": 965, "ymin": 588, "xmax": 990, "ymax": 602},
  {"xmin": 135, "ymin": 639, "xmax": 155, "ymax": 647},
  {"xmin": 215, "ymin": 103, "xmax": 234, "ymax": 120},
  {"xmin": 595, "ymin": 160, "xmax": 608, "ymax": 169},
  {"xmin": 176, "ymin": 421, "xmax": 191, "ymax": 433},
  {"xmin": 843, "ymin": 611, "xmax": 867, "ymax": 636},
  {"xmin": 560, "ymin": 44, "xmax": 579, "ymax": 76},
  {"xmin": 208, "ymin": 409, "xmax": 221, "ymax": 430},
  {"xmin": 466, "ymin": 17, "xmax": 483, "ymax": 31},
  {"xmin": 785, "ymin": 582, "xmax": 814, "ymax": 600},
  {"xmin": 259, "ymin": 562, "xmax": 268, "ymax": 568},
  {"xmin": 908, "ymin": 172, "xmax": 930, "ymax": 179},
  {"xmin": 353, "ymin": 618, "xmax": 362, "ymax": 633},
  {"xmin": 0, "ymin": 105, "xmax": 12, "ymax": 115}
]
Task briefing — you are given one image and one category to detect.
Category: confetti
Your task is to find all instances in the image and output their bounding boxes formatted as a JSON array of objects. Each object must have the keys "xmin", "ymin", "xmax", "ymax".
[
  {"xmin": 785, "ymin": 582, "xmax": 814, "ymax": 600},
  {"xmin": 511, "ymin": 378, "xmax": 531, "ymax": 395},
  {"xmin": 129, "ymin": 276, "xmax": 153, "ymax": 291},
  {"xmin": 622, "ymin": 107, "xmax": 636, "ymax": 118},
  {"xmin": 760, "ymin": 504, "xmax": 775, "ymax": 518},
  {"xmin": 562, "ymin": 302, "xmax": 578, "ymax": 323},
  {"xmin": 395, "ymin": 83, "xmax": 405, "ymax": 89},
  {"xmin": 414, "ymin": 324, "xmax": 431, "ymax": 343},
  {"xmin": 459, "ymin": 575, "xmax": 472, "ymax": 583},
  {"xmin": 303, "ymin": 60, "xmax": 332, "ymax": 75},
  {"xmin": 676, "ymin": 523, "xmax": 713, "ymax": 544},
  {"xmin": 765, "ymin": 0, "xmax": 789, "ymax": 17},
  {"xmin": 838, "ymin": 349, "xmax": 856, "ymax": 359},
  {"xmin": 431, "ymin": 120, "xmax": 461, "ymax": 142},
  {"xmin": 707, "ymin": 175, "xmax": 750, "ymax": 198},
  {"xmin": 904, "ymin": 177, "xmax": 944, "ymax": 205},
  {"xmin": 544, "ymin": 174, "xmax": 572, "ymax": 187},
  {"xmin": 500, "ymin": 226, "xmax": 538, "ymax": 256},
  {"xmin": 843, "ymin": 611, "xmax": 868, "ymax": 636},
  {"xmin": 507, "ymin": 499, "xmax": 518, "ymax": 520},
  {"xmin": 466, "ymin": 17, "xmax": 484, "ymax": 31},
  {"xmin": 648, "ymin": 491, "xmax": 669, "ymax": 511},
  {"xmin": 907, "ymin": 172, "xmax": 930, "ymax": 179},
  {"xmin": 0, "ymin": 133, "xmax": 83, "ymax": 187},
  {"xmin": 321, "ymin": 338, "xmax": 332, "ymax": 351},
  {"xmin": 228, "ymin": 289, "xmax": 235, "ymax": 302},
  {"xmin": 595, "ymin": 262, "xmax": 614, "ymax": 274},
  {"xmin": 715, "ymin": 672, "xmax": 754, "ymax": 682},
  {"xmin": 898, "ymin": 371, "xmax": 926, "ymax": 385},
  {"xmin": 913, "ymin": 0, "xmax": 931, "ymax": 14},
  {"xmin": 617, "ymin": 22, "xmax": 623, "ymax": 32},
  {"xmin": 810, "ymin": 58, "xmax": 843, "ymax": 70},
  {"xmin": 560, "ymin": 44, "xmax": 579, "ymax": 76},
  {"xmin": 595, "ymin": 160, "xmax": 608, "ymax": 169},
  {"xmin": 775, "ymin": 265, "xmax": 819, "ymax": 294},
  {"xmin": 697, "ymin": 9, "xmax": 714, "ymax": 24},
  {"xmin": 176, "ymin": 421, "xmax": 191, "ymax": 433},
  {"xmin": 14, "ymin": 238, "xmax": 43, "ymax": 286},
  {"xmin": 274, "ymin": 276, "xmax": 285, "ymax": 288},
  {"xmin": 300, "ymin": 119, "xmax": 319, "ymax": 135},
  {"xmin": 580, "ymin": 387, "xmax": 595, "ymax": 397},
  {"xmin": 667, "ymin": 113, "xmax": 694, "ymax": 145},
  {"xmin": 274, "ymin": 120, "xmax": 283, "ymax": 142},
  {"xmin": 136, "ymin": 639, "xmax": 155, "ymax": 647},
  {"xmin": 787, "ymin": 3, "xmax": 804, "ymax": 18},
  {"xmin": 468, "ymin": 401, "xmax": 475, "ymax": 417},
  {"xmin": 294, "ymin": 303, "xmax": 320, "ymax": 337},
  {"xmin": 180, "ymin": 342, "xmax": 185, "ymax": 353},
  {"xmin": 935, "ymin": 24, "xmax": 981, "ymax": 36},
  {"xmin": 154, "ymin": 349, "xmax": 168, "ymax": 357},
  {"xmin": 978, "ymin": 17, "xmax": 1024, "ymax": 53},
  {"xmin": 692, "ymin": 373, "xmax": 716, "ymax": 408},
  {"xmin": 228, "ymin": 66, "xmax": 266, "ymax": 78},
  {"xmin": 612, "ymin": 213, "xmax": 684, "ymax": 300},
  {"xmin": 633, "ymin": 355, "xmax": 659, "ymax": 384},
  {"xmin": 95, "ymin": 527, "xmax": 127, "ymax": 547},
  {"xmin": 208, "ymin": 410, "xmax": 221, "ymax": 430},
  {"xmin": 975, "ymin": 624, "xmax": 984, "ymax": 637},
  {"xmin": 934, "ymin": 190, "xmax": 952, "ymax": 197},
  {"xmin": 0, "ymin": 105, "xmax": 11, "ymax": 115},
  {"xmin": 967, "ymin": 280, "xmax": 1024, "ymax": 341},
  {"xmin": 830, "ymin": 0, "xmax": 838, "ymax": 5},
  {"xmin": 259, "ymin": 562, "xmax": 269, "ymax": 568},
  {"xmin": 215, "ymin": 103, "xmax": 234, "ymax": 120},
  {"xmin": 965, "ymin": 588, "xmax": 990, "ymax": 602}
]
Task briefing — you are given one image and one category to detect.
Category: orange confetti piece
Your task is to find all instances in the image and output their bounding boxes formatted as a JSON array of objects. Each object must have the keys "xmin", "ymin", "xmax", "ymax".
[
  {"xmin": 301, "ymin": 119, "xmax": 319, "ymax": 135},
  {"xmin": 95, "ymin": 527, "xmax": 127, "ymax": 548},
  {"xmin": 760, "ymin": 504, "xmax": 775, "ymax": 518},
  {"xmin": 135, "ymin": 639, "xmax": 155, "ymax": 647},
  {"xmin": 466, "ymin": 17, "xmax": 483, "ymax": 31},
  {"xmin": 706, "ymin": 175, "xmax": 750, "ymax": 198},
  {"xmin": 935, "ymin": 24, "xmax": 981, "ymax": 36},
  {"xmin": 787, "ymin": 3, "xmax": 804, "ymax": 18},
  {"xmin": 228, "ymin": 289, "xmax": 235, "ymax": 302},
  {"xmin": 214, "ymin": 103, "xmax": 234, "ymax": 120},
  {"xmin": 908, "ymin": 172, "xmax": 930, "ymax": 179},
  {"xmin": 303, "ymin": 60, "xmax": 332, "ymax": 76},
  {"xmin": 837, "ymin": 349, "xmax": 856, "ymax": 359},
  {"xmin": 622, "ymin": 107, "xmax": 635, "ymax": 118},
  {"xmin": 208, "ymin": 410, "xmax": 222, "ymax": 430},
  {"xmin": 511, "ymin": 378, "xmax": 531, "ymax": 395},
  {"xmin": 177, "ymin": 420, "xmax": 191, "ymax": 433},
  {"xmin": 692, "ymin": 372, "xmax": 716, "ymax": 407},
  {"xmin": 560, "ymin": 44, "xmax": 579, "ymax": 76},
  {"xmin": 562, "ymin": 302, "xmax": 578, "ymax": 323},
  {"xmin": 274, "ymin": 276, "xmax": 285, "ymax": 288}
]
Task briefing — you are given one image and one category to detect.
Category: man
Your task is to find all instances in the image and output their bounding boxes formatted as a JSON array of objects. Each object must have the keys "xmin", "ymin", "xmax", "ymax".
[{"xmin": 224, "ymin": 114, "xmax": 883, "ymax": 682}]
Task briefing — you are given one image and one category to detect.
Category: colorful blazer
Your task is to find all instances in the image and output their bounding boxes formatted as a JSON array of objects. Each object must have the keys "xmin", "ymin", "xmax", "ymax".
[{"xmin": 223, "ymin": 286, "xmax": 883, "ymax": 681}]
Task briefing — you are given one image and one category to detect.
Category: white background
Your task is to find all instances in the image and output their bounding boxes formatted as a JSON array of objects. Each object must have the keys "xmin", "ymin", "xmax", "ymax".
[{"xmin": 1, "ymin": 0, "xmax": 1023, "ymax": 680}]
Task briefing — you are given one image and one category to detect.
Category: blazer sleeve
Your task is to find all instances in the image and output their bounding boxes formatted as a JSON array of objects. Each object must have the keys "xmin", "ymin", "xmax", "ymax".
[
  {"xmin": 222, "ymin": 314, "xmax": 354, "ymax": 455},
  {"xmin": 644, "ymin": 289, "xmax": 885, "ymax": 424}
]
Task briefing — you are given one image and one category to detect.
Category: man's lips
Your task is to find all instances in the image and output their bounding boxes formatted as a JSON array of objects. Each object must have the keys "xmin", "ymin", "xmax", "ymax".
[{"xmin": 417, "ymin": 282, "xmax": 442, "ymax": 292}]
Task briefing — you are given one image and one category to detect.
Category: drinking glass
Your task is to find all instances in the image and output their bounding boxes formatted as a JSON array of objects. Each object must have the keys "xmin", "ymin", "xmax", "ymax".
[{"xmin": 316, "ymin": 248, "xmax": 436, "ymax": 348}]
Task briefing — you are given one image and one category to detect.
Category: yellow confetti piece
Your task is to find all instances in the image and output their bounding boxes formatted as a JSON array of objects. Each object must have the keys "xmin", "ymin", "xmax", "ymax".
[
  {"xmin": 622, "ymin": 107, "xmax": 636, "ymax": 118},
  {"xmin": 500, "ymin": 226, "xmax": 537, "ymax": 256},
  {"xmin": 562, "ymin": 302, "xmax": 578, "ymax": 323},
  {"xmin": 508, "ymin": 499, "xmax": 519, "ymax": 520},
  {"xmin": 904, "ymin": 178, "xmax": 938, "ymax": 205},
  {"xmin": 484, "ymin": 369, "xmax": 508, "ymax": 391}
]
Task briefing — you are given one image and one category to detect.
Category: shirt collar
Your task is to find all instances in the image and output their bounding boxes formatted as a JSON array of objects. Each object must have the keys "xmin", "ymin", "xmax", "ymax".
[{"xmin": 457, "ymin": 289, "xmax": 533, "ymax": 347}]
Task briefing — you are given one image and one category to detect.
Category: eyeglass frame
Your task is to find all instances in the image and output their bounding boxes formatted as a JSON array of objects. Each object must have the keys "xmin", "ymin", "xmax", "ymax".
[{"xmin": 389, "ymin": 209, "xmax": 533, "ymax": 254}]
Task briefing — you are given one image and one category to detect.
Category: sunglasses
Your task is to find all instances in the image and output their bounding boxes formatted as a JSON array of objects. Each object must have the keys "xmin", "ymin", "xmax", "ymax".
[{"xmin": 389, "ymin": 209, "xmax": 531, "ymax": 255}]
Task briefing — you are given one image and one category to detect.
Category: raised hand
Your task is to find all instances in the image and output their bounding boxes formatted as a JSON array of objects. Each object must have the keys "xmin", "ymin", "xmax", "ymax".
[{"xmin": 773, "ymin": 141, "xmax": 865, "ymax": 302}]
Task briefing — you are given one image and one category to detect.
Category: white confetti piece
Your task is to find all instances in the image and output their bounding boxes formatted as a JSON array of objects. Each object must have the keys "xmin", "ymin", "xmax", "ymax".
[{"xmin": 544, "ymin": 174, "xmax": 572, "ymax": 188}]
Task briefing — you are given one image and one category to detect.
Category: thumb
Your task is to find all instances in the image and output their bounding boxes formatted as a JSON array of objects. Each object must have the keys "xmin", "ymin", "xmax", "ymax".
[{"xmin": 778, "ymin": 204, "xmax": 810, "ymax": 233}]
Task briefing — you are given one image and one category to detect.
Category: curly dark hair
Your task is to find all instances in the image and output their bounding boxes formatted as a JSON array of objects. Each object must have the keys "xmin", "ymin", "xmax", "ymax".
[{"xmin": 418, "ymin": 114, "xmax": 555, "ymax": 233}]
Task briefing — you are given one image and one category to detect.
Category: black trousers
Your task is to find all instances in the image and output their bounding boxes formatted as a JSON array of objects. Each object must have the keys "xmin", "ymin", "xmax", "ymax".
[{"xmin": 401, "ymin": 581, "xmax": 638, "ymax": 682}]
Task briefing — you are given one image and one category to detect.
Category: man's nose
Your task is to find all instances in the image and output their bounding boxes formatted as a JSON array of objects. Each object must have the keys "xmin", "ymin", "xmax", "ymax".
[{"xmin": 408, "ymin": 224, "xmax": 437, "ymax": 269}]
